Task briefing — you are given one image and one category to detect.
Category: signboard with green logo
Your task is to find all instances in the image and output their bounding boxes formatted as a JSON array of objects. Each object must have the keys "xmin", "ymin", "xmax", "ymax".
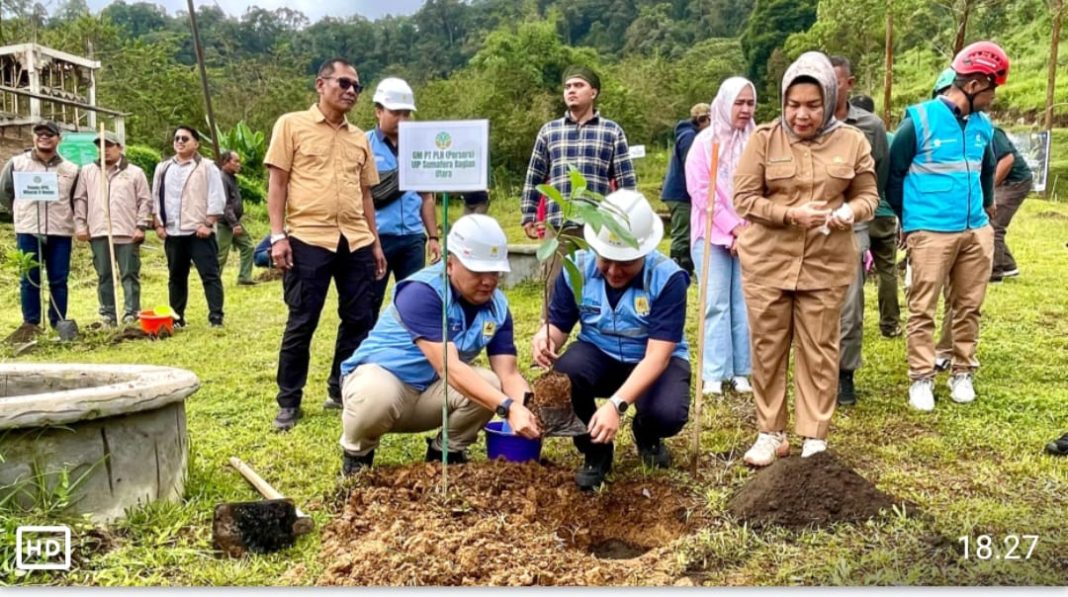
[
  {"xmin": 58, "ymin": 132, "xmax": 100, "ymax": 167},
  {"xmin": 397, "ymin": 120, "xmax": 489, "ymax": 192}
]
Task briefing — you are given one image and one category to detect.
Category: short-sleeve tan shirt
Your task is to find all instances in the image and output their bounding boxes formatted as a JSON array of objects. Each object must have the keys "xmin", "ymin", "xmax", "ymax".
[{"xmin": 264, "ymin": 104, "xmax": 380, "ymax": 252}]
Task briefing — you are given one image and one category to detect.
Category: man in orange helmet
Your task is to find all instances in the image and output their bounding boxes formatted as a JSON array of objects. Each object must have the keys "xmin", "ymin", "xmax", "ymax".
[{"xmin": 887, "ymin": 41, "xmax": 1009, "ymax": 412}]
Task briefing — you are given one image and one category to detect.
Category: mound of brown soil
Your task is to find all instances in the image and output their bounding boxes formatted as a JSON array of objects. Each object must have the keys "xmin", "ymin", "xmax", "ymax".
[
  {"xmin": 728, "ymin": 452, "xmax": 901, "ymax": 529},
  {"xmin": 529, "ymin": 370, "xmax": 585, "ymax": 436},
  {"xmin": 317, "ymin": 460, "xmax": 704, "ymax": 586}
]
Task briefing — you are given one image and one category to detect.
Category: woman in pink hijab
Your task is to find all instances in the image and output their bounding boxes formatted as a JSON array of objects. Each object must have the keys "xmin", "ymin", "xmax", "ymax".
[{"xmin": 685, "ymin": 77, "xmax": 757, "ymax": 396}]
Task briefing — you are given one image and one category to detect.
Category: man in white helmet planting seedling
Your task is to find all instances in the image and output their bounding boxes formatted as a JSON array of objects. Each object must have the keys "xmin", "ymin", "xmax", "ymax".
[
  {"xmin": 337, "ymin": 215, "xmax": 540, "ymax": 475},
  {"xmin": 531, "ymin": 189, "xmax": 691, "ymax": 491}
]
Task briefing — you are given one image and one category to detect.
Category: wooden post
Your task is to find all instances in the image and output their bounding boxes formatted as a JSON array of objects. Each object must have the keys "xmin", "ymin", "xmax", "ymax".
[
  {"xmin": 691, "ymin": 141, "xmax": 720, "ymax": 474},
  {"xmin": 186, "ymin": 0, "xmax": 222, "ymax": 159},
  {"xmin": 440, "ymin": 192, "xmax": 450, "ymax": 493},
  {"xmin": 1045, "ymin": 0, "xmax": 1064, "ymax": 131},
  {"xmin": 100, "ymin": 122, "xmax": 121, "ymax": 323},
  {"xmin": 882, "ymin": 3, "xmax": 894, "ymax": 127}
]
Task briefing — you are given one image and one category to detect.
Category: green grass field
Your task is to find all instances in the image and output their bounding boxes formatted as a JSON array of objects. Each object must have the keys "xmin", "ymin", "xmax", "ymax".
[{"xmin": 1, "ymin": 182, "xmax": 1067, "ymax": 585}]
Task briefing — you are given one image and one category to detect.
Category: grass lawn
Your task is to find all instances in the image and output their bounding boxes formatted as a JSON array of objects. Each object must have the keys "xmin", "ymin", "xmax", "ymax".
[{"xmin": 1, "ymin": 186, "xmax": 1066, "ymax": 586}]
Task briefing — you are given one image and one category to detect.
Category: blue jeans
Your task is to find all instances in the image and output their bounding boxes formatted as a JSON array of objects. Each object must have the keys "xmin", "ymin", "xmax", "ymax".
[
  {"xmin": 692, "ymin": 243, "xmax": 751, "ymax": 381},
  {"xmin": 371, "ymin": 234, "xmax": 426, "ymax": 319},
  {"xmin": 16, "ymin": 233, "xmax": 71, "ymax": 327}
]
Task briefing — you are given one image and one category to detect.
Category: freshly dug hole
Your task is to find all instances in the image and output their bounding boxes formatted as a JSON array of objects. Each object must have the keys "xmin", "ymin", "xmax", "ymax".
[{"xmin": 316, "ymin": 460, "xmax": 706, "ymax": 585}]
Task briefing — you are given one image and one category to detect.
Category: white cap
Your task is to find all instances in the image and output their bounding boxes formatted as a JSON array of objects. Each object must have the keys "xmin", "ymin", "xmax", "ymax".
[
  {"xmin": 583, "ymin": 189, "xmax": 663, "ymax": 261},
  {"xmin": 372, "ymin": 77, "xmax": 417, "ymax": 111},
  {"xmin": 447, "ymin": 215, "xmax": 511, "ymax": 273}
]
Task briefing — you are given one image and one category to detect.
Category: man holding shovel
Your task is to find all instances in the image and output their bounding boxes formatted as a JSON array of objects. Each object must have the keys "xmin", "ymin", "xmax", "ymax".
[
  {"xmin": 337, "ymin": 215, "xmax": 540, "ymax": 475},
  {"xmin": 0, "ymin": 121, "xmax": 79, "ymax": 340},
  {"xmin": 532, "ymin": 190, "xmax": 690, "ymax": 491},
  {"xmin": 73, "ymin": 131, "xmax": 152, "ymax": 326}
]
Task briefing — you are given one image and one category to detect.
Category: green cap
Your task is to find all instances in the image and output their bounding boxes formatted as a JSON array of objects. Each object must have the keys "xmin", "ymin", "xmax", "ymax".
[{"xmin": 932, "ymin": 68, "xmax": 956, "ymax": 98}]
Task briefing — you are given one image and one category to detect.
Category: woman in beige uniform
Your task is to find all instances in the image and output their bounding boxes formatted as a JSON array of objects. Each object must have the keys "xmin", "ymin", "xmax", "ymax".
[{"xmin": 732, "ymin": 51, "xmax": 879, "ymax": 466}]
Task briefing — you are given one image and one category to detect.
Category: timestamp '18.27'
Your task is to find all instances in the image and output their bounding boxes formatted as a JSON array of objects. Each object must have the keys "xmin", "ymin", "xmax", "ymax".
[{"xmin": 958, "ymin": 535, "xmax": 1038, "ymax": 560}]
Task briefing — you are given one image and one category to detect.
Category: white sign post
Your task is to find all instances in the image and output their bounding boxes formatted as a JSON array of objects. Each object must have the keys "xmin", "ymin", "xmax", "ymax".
[
  {"xmin": 13, "ymin": 172, "xmax": 60, "ymax": 202},
  {"xmin": 396, "ymin": 120, "xmax": 490, "ymax": 493},
  {"xmin": 398, "ymin": 120, "xmax": 489, "ymax": 193}
]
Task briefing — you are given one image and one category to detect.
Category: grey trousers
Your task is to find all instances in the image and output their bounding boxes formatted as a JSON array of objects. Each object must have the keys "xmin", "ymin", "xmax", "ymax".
[
  {"xmin": 90, "ymin": 238, "xmax": 141, "ymax": 321},
  {"xmin": 839, "ymin": 226, "xmax": 871, "ymax": 372}
]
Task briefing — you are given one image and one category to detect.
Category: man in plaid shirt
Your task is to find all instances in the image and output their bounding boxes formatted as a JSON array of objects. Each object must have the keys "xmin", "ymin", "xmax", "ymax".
[{"xmin": 521, "ymin": 65, "xmax": 638, "ymax": 239}]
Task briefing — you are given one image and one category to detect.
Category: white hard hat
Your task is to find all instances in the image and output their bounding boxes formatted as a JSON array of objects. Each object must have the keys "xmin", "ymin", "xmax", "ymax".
[
  {"xmin": 373, "ymin": 77, "xmax": 417, "ymax": 111},
  {"xmin": 447, "ymin": 215, "xmax": 511, "ymax": 273},
  {"xmin": 583, "ymin": 189, "xmax": 663, "ymax": 261}
]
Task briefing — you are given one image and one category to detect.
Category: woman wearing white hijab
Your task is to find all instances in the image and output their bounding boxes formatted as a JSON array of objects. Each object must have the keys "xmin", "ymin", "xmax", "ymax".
[
  {"xmin": 685, "ymin": 77, "xmax": 757, "ymax": 397},
  {"xmin": 732, "ymin": 52, "xmax": 879, "ymax": 466}
]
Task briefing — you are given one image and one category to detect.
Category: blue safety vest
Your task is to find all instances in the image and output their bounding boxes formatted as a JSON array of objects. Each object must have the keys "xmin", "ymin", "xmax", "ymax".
[
  {"xmin": 340, "ymin": 261, "xmax": 510, "ymax": 390},
  {"xmin": 565, "ymin": 249, "xmax": 689, "ymax": 364},
  {"xmin": 902, "ymin": 99, "xmax": 993, "ymax": 233},
  {"xmin": 367, "ymin": 128, "xmax": 424, "ymax": 237}
]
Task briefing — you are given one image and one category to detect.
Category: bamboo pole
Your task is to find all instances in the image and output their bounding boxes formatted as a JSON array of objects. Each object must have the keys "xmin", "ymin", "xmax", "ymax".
[
  {"xmin": 440, "ymin": 192, "xmax": 450, "ymax": 493},
  {"xmin": 186, "ymin": 0, "xmax": 222, "ymax": 159},
  {"xmin": 690, "ymin": 141, "xmax": 720, "ymax": 474},
  {"xmin": 100, "ymin": 122, "xmax": 121, "ymax": 323}
]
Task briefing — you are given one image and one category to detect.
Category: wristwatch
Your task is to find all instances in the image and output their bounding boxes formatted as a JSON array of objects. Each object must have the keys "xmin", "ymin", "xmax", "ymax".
[
  {"xmin": 270, "ymin": 232, "xmax": 287, "ymax": 245},
  {"xmin": 496, "ymin": 397, "xmax": 514, "ymax": 418},
  {"xmin": 609, "ymin": 395, "xmax": 629, "ymax": 415}
]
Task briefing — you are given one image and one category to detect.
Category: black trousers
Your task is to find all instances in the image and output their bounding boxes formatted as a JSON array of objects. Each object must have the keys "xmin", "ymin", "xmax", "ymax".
[
  {"xmin": 164, "ymin": 234, "xmax": 224, "ymax": 325},
  {"xmin": 276, "ymin": 236, "xmax": 376, "ymax": 409},
  {"xmin": 552, "ymin": 340, "xmax": 691, "ymax": 457}
]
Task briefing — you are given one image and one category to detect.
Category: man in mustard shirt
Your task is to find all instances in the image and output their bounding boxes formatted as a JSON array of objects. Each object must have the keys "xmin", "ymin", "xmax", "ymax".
[{"xmin": 265, "ymin": 57, "xmax": 387, "ymax": 431}]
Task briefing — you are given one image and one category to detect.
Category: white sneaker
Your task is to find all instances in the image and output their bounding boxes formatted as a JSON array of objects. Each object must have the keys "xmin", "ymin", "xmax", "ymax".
[
  {"xmin": 743, "ymin": 432, "xmax": 789, "ymax": 467},
  {"xmin": 731, "ymin": 376, "xmax": 753, "ymax": 393},
  {"xmin": 934, "ymin": 356, "xmax": 951, "ymax": 371},
  {"xmin": 908, "ymin": 378, "xmax": 935, "ymax": 411},
  {"xmin": 801, "ymin": 438, "xmax": 827, "ymax": 458},
  {"xmin": 702, "ymin": 380, "xmax": 723, "ymax": 396},
  {"xmin": 948, "ymin": 373, "xmax": 976, "ymax": 403}
]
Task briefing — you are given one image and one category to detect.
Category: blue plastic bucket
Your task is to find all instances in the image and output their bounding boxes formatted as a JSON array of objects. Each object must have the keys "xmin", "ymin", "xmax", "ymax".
[{"xmin": 485, "ymin": 420, "xmax": 542, "ymax": 462}]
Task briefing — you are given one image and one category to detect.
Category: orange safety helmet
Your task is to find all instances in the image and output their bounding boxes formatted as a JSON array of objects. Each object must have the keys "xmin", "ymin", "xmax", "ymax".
[{"xmin": 952, "ymin": 41, "xmax": 1010, "ymax": 86}]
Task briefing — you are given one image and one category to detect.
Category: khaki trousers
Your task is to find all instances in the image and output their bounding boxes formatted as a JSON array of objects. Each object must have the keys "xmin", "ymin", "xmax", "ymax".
[
  {"xmin": 743, "ymin": 282, "xmax": 849, "ymax": 440},
  {"xmin": 339, "ymin": 363, "xmax": 498, "ymax": 456},
  {"xmin": 905, "ymin": 226, "xmax": 994, "ymax": 379}
]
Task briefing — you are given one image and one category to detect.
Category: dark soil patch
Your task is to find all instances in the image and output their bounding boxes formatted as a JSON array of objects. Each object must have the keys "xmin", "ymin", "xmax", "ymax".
[
  {"xmin": 110, "ymin": 327, "xmax": 151, "ymax": 344},
  {"xmin": 529, "ymin": 370, "xmax": 585, "ymax": 436},
  {"xmin": 4, "ymin": 323, "xmax": 42, "ymax": 344},
  {"xmin": 256, "ymin": 268, "xmax": 283, "ymax": 282},
  {"xmin": 316, "ymin": 460, "xmax": 705, "ymax": 586},
  {"xmin": 728, "ymin": 452, "xmax": 906, "ymax": 530},
  {"xmin": 1036, "ymin": 210, "xmax": 1068, "ymax": 221}
]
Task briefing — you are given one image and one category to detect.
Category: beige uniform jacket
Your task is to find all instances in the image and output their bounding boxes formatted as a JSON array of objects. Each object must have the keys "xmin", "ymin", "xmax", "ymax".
[
  {"xmin": 73, "ymin": 158, "xmax": 152, "ymax": 244},
  {"xmin": 733, "ymin": 120, "xmax": 879, "ymax": 291}
]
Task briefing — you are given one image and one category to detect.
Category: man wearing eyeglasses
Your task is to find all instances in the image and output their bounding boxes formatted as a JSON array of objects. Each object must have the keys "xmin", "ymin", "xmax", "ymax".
[
  {"xmin": 0, "ymin": 121, "xmax": 80, "ymax": 340},
  {"xmin": 265, "ymin": 57, "xmax": 387, "ymax": 431},
  {"xmin": 151, "ymin": 125, "xmax": 227, "ymax": 330}
]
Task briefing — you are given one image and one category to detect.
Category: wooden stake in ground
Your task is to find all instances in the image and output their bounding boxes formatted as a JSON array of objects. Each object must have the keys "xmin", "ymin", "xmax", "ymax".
[
  {"xmin": 99, "ymin": 123, "xmax": 121, "ymax": 323},
  {"xmin": 439, "ymin": 192, "xmax": 450, "ymax": 493},
  {"xmin": 690, "ymin": 141, "xmax": 720, "ymax": 474}
]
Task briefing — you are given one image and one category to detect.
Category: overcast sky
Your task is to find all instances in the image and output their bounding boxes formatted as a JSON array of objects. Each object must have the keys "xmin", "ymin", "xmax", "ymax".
[{"xmin": 82, "ymin": 0, "xmax": 426, "ymax": 22}]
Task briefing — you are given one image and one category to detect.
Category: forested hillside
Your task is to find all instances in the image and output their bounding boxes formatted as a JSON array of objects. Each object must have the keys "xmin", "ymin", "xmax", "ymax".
[{"xmin": 1, "ymin": 0, "xmax": 1064, "ymax": 184}]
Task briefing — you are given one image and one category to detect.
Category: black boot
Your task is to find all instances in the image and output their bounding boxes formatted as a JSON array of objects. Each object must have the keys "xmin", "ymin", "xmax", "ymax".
[
  {"xmin": 837, "ymin": 370, "xmax": 856, "ymax": 406},
  {"xmin": 342, "ymin": 449, "xmax": 375, "ymax": 476},
  {"xmin": 575, "ymin": 442, "xmax": 614, "ymax": 491},
  {"xmin": 637, "ymin": 439, "xmax": 672, "ymax": 469},
  {"xmin": 425, "ymin": 437, "xmax": 469, "ymax": 464}
]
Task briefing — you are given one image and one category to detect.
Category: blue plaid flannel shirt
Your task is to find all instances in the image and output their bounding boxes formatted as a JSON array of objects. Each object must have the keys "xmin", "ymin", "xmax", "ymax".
[{"xmin": 521, "ymin": 111, "xmax": 638, "ymax": 228}]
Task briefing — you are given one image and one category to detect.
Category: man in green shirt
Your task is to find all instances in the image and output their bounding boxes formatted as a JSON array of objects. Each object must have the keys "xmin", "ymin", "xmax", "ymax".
[{"xmin": 989, "ymin": 127, "xmax": 1033, "ymax": 281}]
